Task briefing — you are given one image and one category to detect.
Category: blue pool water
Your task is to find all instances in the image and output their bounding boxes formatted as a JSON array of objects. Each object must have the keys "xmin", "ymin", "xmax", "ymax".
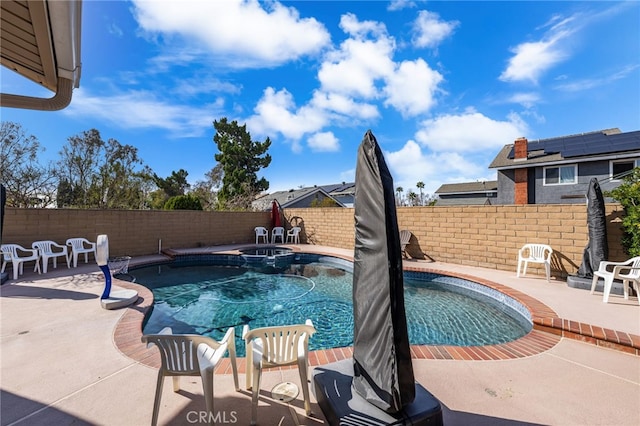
[{"xmin": 130, "ymin": 254, "xmax": 531, "ymax": 356}]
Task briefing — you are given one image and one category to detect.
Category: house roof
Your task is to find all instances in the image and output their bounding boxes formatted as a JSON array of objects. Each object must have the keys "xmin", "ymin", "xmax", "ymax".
[
  {"xmin": 1, "ymin": 0, "xmax": 82, "ymax": 110},
  {"xmin": 489, "ymin": 128, "xmax": 640, "ymax": 170},
  {"xmin": 253, "ymin": 183, "xmax": 353, "ymax": 210},
  {"xmin": 435, "ymin": 197, "xmax": 494, "ymax": 206},
  {"xmin": 435, "ymin": 181, "xmax": 498, "ymax": 195}
]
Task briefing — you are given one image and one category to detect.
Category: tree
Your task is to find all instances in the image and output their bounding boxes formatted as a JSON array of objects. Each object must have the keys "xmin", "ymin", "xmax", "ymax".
[
  {"xmin": 606, "ymin": 167, "xmax": 640, "ymax": 256},
  {"xmin": 395, "ymin": 186, "xmax": 404, "ymax": 206},
  {"xmin": 0, "ymin": 121, "xmax": 57, "ymax": 207},
  {"xmin": 213, "ymin": 118, "xmax": 271, "ymax": 209},
  {"xmin": 153, "ymin": 169, "xmax": 190, "ymax": 198},
  {"xmin": 407, "ymin": 191, "xmax": 418, "ymax": 206},
  {"xmin": 57, "ymin": 129, "xmax": 103, "ymax": 207},
  {"xmin": 191, "ymin": 164, "xmax": 223, "ymax": 211},
  {"xmin": 96, "ymin": 139, "xmax": 148, "ymax": 209},
  {"xmin": 416, "ymin": 181, "xmax": 425, "ymax": 206},
  {"xmin": 164, "ymin": 194, "xmax": 203, "ymax": 210},
  {"xmin": 56, "ymin": 128, "xmax": 150, "ymax": 209},
  {"xmin": 310, "ymin": 196, "xmax": 339, "ymax": 207}
]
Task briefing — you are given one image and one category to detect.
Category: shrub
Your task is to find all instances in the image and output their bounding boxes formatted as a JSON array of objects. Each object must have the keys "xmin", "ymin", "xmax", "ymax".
[
  {"xmin": 164, "ymin": 194, "xmax": 203, "ymax": 210},
  {"xmin": 606, "ymin": 167, "xmax": 640, "ymax": 257}
]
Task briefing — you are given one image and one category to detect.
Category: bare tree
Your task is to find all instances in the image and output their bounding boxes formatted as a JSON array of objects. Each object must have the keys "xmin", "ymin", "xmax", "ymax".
[{"xmin": 0, "ymin": 121, "xmax": 56, "ymax": 207}]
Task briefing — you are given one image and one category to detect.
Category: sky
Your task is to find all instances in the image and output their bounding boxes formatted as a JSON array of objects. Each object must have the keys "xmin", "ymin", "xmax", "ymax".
[{"xmin": 2, "ymin": 0, "xmax": 639, "ymax": 197}]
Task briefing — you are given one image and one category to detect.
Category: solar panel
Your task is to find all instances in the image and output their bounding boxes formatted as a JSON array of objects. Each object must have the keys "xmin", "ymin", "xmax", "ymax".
[{"xmin": 507, "ymin": 130, "xmax": 640, "ymax": 160}]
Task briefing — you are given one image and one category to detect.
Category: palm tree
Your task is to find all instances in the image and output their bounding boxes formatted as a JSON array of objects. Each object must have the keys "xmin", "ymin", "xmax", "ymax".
[
  {"xmin": 416, "ymin": 181, "xmax": 425, "ymax": 206},
  {"xmin": 395, "ymin": 186, "xmax": 404, "ymax": 206},
  {"xmin": 408, "ymin": 191, "xmax": 418, "ymax": 206}
]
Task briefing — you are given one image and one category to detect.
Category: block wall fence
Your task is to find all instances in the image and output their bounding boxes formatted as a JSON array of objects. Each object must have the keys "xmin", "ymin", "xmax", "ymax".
[{"xmin": 3, "ymin": 204, "xmax": 625, "ymax": 279}]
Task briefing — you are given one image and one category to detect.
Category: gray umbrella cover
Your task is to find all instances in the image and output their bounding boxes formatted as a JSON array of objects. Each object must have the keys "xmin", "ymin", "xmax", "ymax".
[
  {"xmin": 352, "ymin": 130, "xmax": 415, "ymax": 413},
  {"xmin": 577, "ymin": 178, "xmax": 609, "ymax": 277}
]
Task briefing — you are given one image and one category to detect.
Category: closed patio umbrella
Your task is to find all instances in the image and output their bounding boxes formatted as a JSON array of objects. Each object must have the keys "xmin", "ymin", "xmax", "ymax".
[
  {"xmin": 352, "ymin": 130, "xmax": 415, "ymax": 412},
  {"xmin": 271, "ymin": 199, "xmax": 282, "ymax": 228},
  {"xmin": 577, "ymin": 178, "xmax": 608, "ymax": 277}
]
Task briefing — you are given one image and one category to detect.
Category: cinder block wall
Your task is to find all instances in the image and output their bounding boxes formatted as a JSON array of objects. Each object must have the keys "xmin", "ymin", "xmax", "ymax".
[
  {"xmin": 2, "ymin": 208, "xmax": 271, "ymax": 257},
  {"xmin": 285, "ymin": 204, "xmax": 625, "ymax": 278},
  {"xmin": 3, "ymin": 204, "xmax": 624, "ymax": 278}
]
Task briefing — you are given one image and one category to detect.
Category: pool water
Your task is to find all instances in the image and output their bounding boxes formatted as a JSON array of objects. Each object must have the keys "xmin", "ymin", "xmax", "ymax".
[{"xmin": 133, "ymin": 259, "xmax": 531, "ymax": 356}]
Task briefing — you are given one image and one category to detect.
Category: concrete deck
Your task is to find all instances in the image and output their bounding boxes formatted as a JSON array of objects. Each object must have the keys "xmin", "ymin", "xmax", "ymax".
[{"xmin": 1, "ymin": 244, "xmax": 639, "ymax": 426}]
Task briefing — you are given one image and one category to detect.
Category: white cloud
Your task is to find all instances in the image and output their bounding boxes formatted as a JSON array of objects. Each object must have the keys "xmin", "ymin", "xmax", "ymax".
[
  {"xmin": 383, "ymin": 59, "xmax": 443, "ymax": 117},
  {"xmin": 415, "ymin": 109, "xmax": 528, "ymax": 152},
  {"xmin": 412, "ymin": 10, "xmax": 459, "ymax": 49},
  {"xmin": 307, "ymin": 132, "xmax": 340, "ymax": 152},
  {"xmin": 385, "ymin": 140, "xmax": 488, "ymax": 195},
  {"xmin": 65, "ymin": 89, "xmax": 222, "ymax": 137},
  {"xmin": 499, "ymin": 13, "xmax": 579, "ymax": 83},
  {"xmin": 310, "ymin": 91, "xmax": 379, "ymax": 120},
  {"xmin": 318, "ymin": 14, "xmax": 395, "ymax": 98},
  {"xmin": 505, "ymin": 92, "xmax": 541, "ymax": 108},
  {"xmin": 131, "ymin": 0, "xmax": 331, "ymax": 68},
  {"xmin": 554, "ymin": 64, "xmax": 640, "ymax": 92},
  {"xmin": 387, "ymin": 0, "xmax": 416, "ymax": 12},
  {"xmin": 245, "ymin": 87, "xmax": 327, "ymax": 142}
]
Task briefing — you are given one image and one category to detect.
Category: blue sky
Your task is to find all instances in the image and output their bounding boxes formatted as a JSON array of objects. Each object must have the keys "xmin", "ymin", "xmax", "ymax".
[{"xmin": 2, "ymin": 0, "xmax": 639, "ymax": 196}]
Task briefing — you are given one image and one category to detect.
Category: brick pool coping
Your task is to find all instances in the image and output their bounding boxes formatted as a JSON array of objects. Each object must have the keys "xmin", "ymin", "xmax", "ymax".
[{"xmin": 113, "ymin": 249, "xmax": 640, "ymax": 375}]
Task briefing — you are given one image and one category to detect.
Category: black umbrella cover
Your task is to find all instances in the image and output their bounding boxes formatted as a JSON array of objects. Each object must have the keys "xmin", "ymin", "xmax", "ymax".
[
  {"xmin": 352, "ymin": 130, "xmax": 415, "ymax": 413},
  {"xmin": 577, "ymin": 178, "xmax": 609, "ymax": 277}
]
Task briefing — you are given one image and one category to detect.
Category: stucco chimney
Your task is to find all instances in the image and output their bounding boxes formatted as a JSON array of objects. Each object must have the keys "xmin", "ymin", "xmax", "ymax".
[{"xmin": 514, "ymin": 137, "xmax": 528, "ymax": 160}]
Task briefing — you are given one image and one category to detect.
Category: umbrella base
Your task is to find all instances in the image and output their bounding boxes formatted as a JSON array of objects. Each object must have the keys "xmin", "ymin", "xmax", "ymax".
[
  {"xmin": 312, "ymin": 359, "xmax": 442, "ymax": 426},
  {"xmin": 567, "ymin": 275, "xmax": 625, "ymax": 295}
]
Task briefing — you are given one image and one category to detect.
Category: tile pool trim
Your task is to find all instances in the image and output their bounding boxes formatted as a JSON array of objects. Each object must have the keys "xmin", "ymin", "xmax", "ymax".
[{"xmin": 114, "ymin": 250, "xmax": 639, "ymax": 374}]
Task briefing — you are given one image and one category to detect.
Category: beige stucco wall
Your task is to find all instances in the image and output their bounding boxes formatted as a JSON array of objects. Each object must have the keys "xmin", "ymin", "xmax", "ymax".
[{"xmin": 2, "ymin": 204, "xmax": 625, "ymax": 279}]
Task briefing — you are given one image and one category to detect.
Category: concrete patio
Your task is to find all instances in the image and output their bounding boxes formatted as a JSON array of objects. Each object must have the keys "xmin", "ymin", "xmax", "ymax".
[{"xmin": 1, "ymin": 244, "xmax": 639, "ymax": 426}]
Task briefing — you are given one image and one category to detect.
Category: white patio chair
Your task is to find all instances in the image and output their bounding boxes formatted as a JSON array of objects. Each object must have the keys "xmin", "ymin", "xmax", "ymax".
[
  {"xmin": 591, "ymin": 257, "xmax": 640, "ymax": 304},
  {"xmin": 243, "ymin": 320, "xmax": 316, "ymax": 425},
  {"xmin": 400, "ymin": 230, "xmax": 412, "ymax": 258},
  {"xmin": 254, "ymin": 226, "xmax": 268, "ymax": 244},
  {"xmin": 286, "ymin": 226, "xmax": 301, "ymax": 244},
  {"xmin": 31, "ymin": 240, "xmax": 70, "ymax": 274},
  {"xmin": 517, "ymin": 243, "xmax": 553, "ymax": 282},
  {"xmin": 271, "ymin": 226, "xmax": 285, "ymax": 244},
  {"xmin": 141, "ymin": 327, "xmax": 239, "ymax": 426},
  {"xmin": 66, "ymin": 237, "xmax": 97, "ymax": 267},
  {"xmin": 1, "ymin": 244, "xmax": 41, "ymax": 280}
]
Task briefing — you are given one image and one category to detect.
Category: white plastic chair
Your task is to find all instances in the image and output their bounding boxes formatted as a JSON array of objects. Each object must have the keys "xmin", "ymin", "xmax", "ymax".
[
  {"xmin": 400, "ymin": 230, "xmax": 411, "ymax": 258},
  {"xmin": 1, "ymin": 244, "xmax": 41, "ymax": 280},
  {"xmin": 254, "ymin": 227, "xmax": 268, "ymax": 244},
  {"xmin": 286, "ymin": 227, "xmax": 301, "ymax": 244},
  {"xmin": 591, "ymin": 257, "xmax": 640, "ymax": 304},
  {"xmin": 66, "ymin": 238, "xmax": 97, "ymax": 267},
  {"xmin": 31, "ymin": 240, "xmax": 70, "ymax": 274},
  {"xmin": 271, "ymin": 226, "xmax": 285, "ymax": 244},
  {"xmin": 517, "ymin": 243, "xmax": 553, "ymax": 282},
  {"xmin": 243, "ymin": 320, "xmax": 316, "ymax": 425},
  {"xmin": 141, "ymin": 327, "xmax": 239, "ymax": 426}
]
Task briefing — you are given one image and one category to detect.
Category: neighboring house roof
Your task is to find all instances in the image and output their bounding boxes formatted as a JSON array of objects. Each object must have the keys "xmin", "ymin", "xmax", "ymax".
[
  {"xmin": 436, "ymin": 197, "xmax": 494, "ymax": 206},
  {"xmin": 1, "ymin": 0, "xmax": 82, "ymax": 110},
  {"xmin": 253, "ymin": 184, "xmax": 351, "ymax": 211},
  {"xmin": 489, "ymin": 128, "xmax": 640, "ymax": 170},
  {"xmin": 435, "ymin": 181, "xmax": 498, "ymax": 195},
  {"xmin": 435, "ymin": 180, "xmax": 497, "ymax": 206}
]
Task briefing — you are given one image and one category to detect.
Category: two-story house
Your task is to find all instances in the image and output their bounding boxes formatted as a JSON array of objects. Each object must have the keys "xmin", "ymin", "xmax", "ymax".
[{"xmin": 489, "ymin": 128, "xmax": 640, "ymax": 204}]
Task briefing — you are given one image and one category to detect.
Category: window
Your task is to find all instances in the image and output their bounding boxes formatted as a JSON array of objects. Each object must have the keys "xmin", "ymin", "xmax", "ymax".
[
  {"xmin": 611, "ymin": 159, "xmax": 639, "ymax": 180},
  {"xmin": 544, "ymin": 165, "xmax": 577, "ymax": 185}
]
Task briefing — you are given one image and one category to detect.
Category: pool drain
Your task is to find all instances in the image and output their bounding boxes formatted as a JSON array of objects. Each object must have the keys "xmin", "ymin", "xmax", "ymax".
[{"xmin": 271, "ymin": 382, "xmax": 299, "ymax": 402}]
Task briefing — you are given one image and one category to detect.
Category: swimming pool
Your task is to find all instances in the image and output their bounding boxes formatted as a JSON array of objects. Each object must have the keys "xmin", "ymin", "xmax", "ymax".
[{"xmin": 129, "ymin": 253, "xmax": 532, "ymax": 356}]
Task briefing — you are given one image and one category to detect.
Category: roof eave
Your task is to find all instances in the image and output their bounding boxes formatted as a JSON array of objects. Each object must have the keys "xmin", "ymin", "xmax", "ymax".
[{"xmin": 0, "ymin": 0, "xmax": 82, "ymax": 111}]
